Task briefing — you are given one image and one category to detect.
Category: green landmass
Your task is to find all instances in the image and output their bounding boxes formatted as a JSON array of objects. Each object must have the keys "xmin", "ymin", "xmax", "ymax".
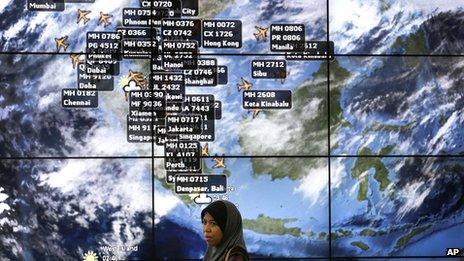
[
  {"xmin": 250, "ymin": 157, "xmax": 324, "ymax": 181},
  {"xmin": 157, "ymin": 173, "xmax": 196, "ymax": 204},
  {"xmin": 327, "ymin": 60, "xmax": 351, "ymax": 128},
  {"xmin": 179, "ymin": 194, "xmax": 195, "ymax": 204},
  {"xmin": 360, "ymin": 228, "xmax": 376, "ymax": 237},
  {"xmin": 357, "ymin": 147, "xmax": 372, "ymax": 156},
  {"xmin": 156, "ymin": 169, "xmax": 197, "ymax": 204},
  {"xmin": 392, "ymin": 29, "xmax": 428, "ymax": 66},
  {"xmin": 379, "ymin": 145, "xmax": 395, "ymax": 155},
  {"xmin": 243, "ymin": 214, "xmax": 301, "ymax": 237},
  {"xmin": 199, "ymin": 0, "xmax": 234, "ymax": 19},
  {"xmin": 241, "ymin": 60, "xmax": 350, "ymax": 180},
  {"xmin": 351, "ymin": 147, "xmax": 391, "ymax": 201},
  {"xmin": 337, "ymin": 228, "xmax": 353, "ymax": 237},
  {"xmin": 330, "ymin": 232, "xmax": 340, "ymax": 240},
  {"xmin": 358, "ymin": 145, "xmax": 395, "ymax": 156},
  {"xmin": 365, "ymin": 121, "xmax": 415, "ymax": 134},
  {"xmin": 318, "ymin": 232, "xmax": 327, "ymax": 240},
  {"xmin": 341, "ymin": 119, "xmax": 353, "ymax": 128},
  {"xmin": 360, "ymin": 228, "xmax": 387, "ymax": 237},
  {"xmin": 393, "ymin": 29, "xmax": 428, "ymax": 54},
  {"xmin": 328, "ymin": 60, "xmax": 351, "ymax": 150},
  {"xmin": 309, "ymin": 59, "xmax": 351, "ymax": 132},
  {"xmin": 395, "ymin": 225, "xmax": 431, "ymax": 248},
  {"xmin": 358, "ymin": 177, "xmax": 369, "ymax": 201},
  {"xmin": 351, "ymin": 241, "xmax": 370, "ymax": 251},
  {"xmin": 329, "ymin": 228, "xmax": 354, "ymax": 240}
]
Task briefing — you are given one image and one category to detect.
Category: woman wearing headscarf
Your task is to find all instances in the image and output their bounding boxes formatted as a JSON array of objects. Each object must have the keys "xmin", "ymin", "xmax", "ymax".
[{"xmin": 201, "ymin": 200, "xmax": 249, "ymax": 261}]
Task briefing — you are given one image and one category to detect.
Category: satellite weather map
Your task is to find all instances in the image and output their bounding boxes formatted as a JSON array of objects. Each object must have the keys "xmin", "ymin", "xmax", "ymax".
[{"xmin": 0, "ymin": 0, "xmax": 464, "ymax": 260}]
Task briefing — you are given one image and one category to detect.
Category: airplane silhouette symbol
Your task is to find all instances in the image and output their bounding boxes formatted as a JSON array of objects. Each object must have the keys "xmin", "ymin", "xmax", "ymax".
[
  {"xmin": 77, "ymin": 9, "xmax": 91, "ymax": 24},
  {"xmin": 55, "ymin": 36, "xmax": 69, "ymax": 52},
  {"xmin": 70, "ymin": 54, "xmax": 81, "ymax": 69},
  {"xmin": 99, "ymin": 12, "xmax": 112, "ymax": 27},
  {"xmin": 254, "ymin": 26, "xmax": 268, "ymax": 42},
  {"xmin": 237, "ymin": 77, "xmax": 253, "ymax": 91}
]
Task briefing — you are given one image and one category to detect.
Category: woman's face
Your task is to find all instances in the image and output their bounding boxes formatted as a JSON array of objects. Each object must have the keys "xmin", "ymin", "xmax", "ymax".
[{"xmin": 202, "ymin": 212, "xmax": 223, "ymax": 247}]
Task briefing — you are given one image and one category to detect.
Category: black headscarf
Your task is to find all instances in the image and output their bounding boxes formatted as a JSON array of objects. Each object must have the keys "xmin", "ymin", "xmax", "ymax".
[{"xmin": 201, "ymin": 200, "xmax": 247, "ymax": 261}]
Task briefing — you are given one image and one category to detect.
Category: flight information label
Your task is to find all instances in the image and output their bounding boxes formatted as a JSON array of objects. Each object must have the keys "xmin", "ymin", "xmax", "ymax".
[
  {"xmin": 117, "ymin": 27, "xmax": 155, "ymax": 38},
  {"xmin": 162, "ymin": 19, "xmax": 202, "ymax": 45},
  {"xmin": 181, "ymin": 0, "xmax": 198, "ymax": 16},
  {"xmin": 165, "ymin": 157, "xmax": 201, "ymax": 172},
  {"xmin": 167, "ymin": 171, "xmax": 207, "ymax": 184},
  {"xmin": 85, "ymin": 54, "xmax": 120, "ymax": 76},
  {"xmin": 286, "ymin": 41, "xmax": 335, "ymax": 60},
  {"xmin": 139, "ymin": 0, "xmax": 182, "ymax": 17},
  {"xmin": 155, "ymin": 125, "xmax": 179, "ymax": 145},
  {"xmin": 165, "ymin": 159, "xmax": 201, "ymax": 172},
  {"xmin": 166, "ymin": 115, "xmax": 203, "ymax": 135},
  {"xmin": 270, "ymin": 24, "xmax": 305, "ymax": 52},
  {"xmin": 152, "ymin": 54, "xmax": 164, "ymax": 71},
  {"xmin": 184, "ymin": 58, "xmax": 218, "ymax": 86},
  {"xmin": 175, "ymin": 175, "xmax": 227, "ymax": 194},
  {"xmin": 165, "ymin": 141, "xmax": 200, "ymax": 157},
  {"xmin": 126, "ymin": 115, "xmax": 162, "ymax": 143},
  {"xmin": 165, "ymin": 102, "xmax": 183, "ymax": 114},
  {"xmin": 251, "ymin": 60, "xmax": 287, "ymax": 79},
  {"xmin": 122, "ymin": 8, "xmax": 174, "ymax": 27},
  {"xmin": 129, "ymin": 90, "xmax": 166, "ymax": 118},
  {"xmin": 164, "ymin": 141, "xmax": 201, "ymax": 172},
  {"xmin": 118, "ymin": 26, "xmax": 157, "ymax": 59},
  {"xmin": 62, "ymin": 89, "xmax": 98, "ymax": 108},
  {"xmin": 243, "ymin": 90, "xmax": 292, "ymax": 109},
  {"xmin": 202, "ymin": 20, "xmax": 242, "ymax": 48},
  {"xmin": 27, "ymin": 0, "xmax": 65, "ymax": 11},
  {"xmin": 86, "ymin": 32, "xmax": 121, "ymax": 75},
  {"xmin": 162, "ymin": 40, "xmax": 198, "ymax": 70},
  {"xmin": 122, "ymin": 39, "xmax": 156, "ymax": 59},
  {"xmin": 179, "ymin": 95, "xmax": 215, "ymax": 141},
  {"xmin": 86, "ymin": 32, "xmax": 121, "ymax": 55},
  {"xmin": 152, "ymin": 73, "xmax": 185, "ymax": 102},
  {"xmin": 77, "ymin": 63, "xmax": 114, "ymax": 91}
]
